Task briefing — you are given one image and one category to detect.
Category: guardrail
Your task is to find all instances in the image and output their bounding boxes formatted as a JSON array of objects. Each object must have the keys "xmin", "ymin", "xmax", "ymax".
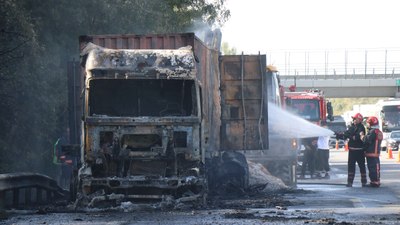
[
  {"xmin": 268, "ymin": 48, "xmax": 400, "ymax": 77},
  {"xmin": 0, "ymin": 173, "xmax": 68, "ymax": 209},
  {"xmin": 280, "ymin": 73, "xmax": 400, "ymax": 80}
]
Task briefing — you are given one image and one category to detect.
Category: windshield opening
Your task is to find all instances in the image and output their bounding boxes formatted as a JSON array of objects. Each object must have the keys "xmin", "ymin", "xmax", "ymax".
[
  {"xmin": 390, "ymin": 132, "xmax": 400, "ymax": 138},
  {"xmin": 89, "ymin": 79, "xmax": 197, "ymax": 117},
  {"xmin": 287, "ymin": 99, "xmax": 320, "ymax": 121},
  {"xmin": 382, "ymin": 105, "xmax": 400, "ymax": 131}
]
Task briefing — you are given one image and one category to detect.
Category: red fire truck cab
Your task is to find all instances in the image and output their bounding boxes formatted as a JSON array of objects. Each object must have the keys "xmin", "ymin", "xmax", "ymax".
[{"xmin": 284, "ymin": 88, "xmax": 333, "ymax": 125}]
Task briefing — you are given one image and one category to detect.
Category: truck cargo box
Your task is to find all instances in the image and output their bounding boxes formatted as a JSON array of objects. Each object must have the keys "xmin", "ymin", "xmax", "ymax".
[{"xmin": 219, "ymin": 55, "xmax": 269, "ymax": 150}]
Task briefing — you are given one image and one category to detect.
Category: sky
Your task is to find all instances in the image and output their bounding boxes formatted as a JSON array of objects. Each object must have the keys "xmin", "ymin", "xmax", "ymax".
[
  {"xmin": 221, "ymin": 0, "xmax": 400, "ymax": 53},
  {"xmin": 220, "ymin": 0, "xmax": 400, "ymax": 74}
]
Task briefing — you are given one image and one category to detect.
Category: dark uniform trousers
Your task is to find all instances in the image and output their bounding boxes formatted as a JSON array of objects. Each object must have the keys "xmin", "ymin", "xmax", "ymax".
[
  {"xmin": 347, "ymin": 149, "xmax": 367, "ymax": 185},
  {"xmin": 366, "ymin": 157, "xmax": 380, "ymax": 186},
  {"xmin": 301, "ymin": 148, "xmax": 315, "ymax": 176}
]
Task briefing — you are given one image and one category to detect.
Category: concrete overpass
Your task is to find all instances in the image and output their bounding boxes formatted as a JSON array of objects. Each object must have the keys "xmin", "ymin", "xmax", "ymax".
[
  {"xmin": 267, "ymin": 48, "xmax": 400, "ymax": 98},
  {"xmin": 279, "ymin": 74, "xmax": 400, "ymax": 98}
]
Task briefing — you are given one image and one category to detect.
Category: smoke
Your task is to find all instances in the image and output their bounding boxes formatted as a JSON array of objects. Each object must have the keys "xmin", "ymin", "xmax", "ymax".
[
  {"xmin": 187, "ymin": 20, "xmax": 211, "ymax": 42},
  {"xmin": 268, "ymin": 103, "xmax": 334, "ymax": 138},
  {"xmin": 184, "ymin": 20, "xmax": 222, "ymax": 50}
]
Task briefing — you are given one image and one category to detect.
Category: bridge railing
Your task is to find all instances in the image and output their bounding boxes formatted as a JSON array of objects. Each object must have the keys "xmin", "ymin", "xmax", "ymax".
[
  {"xmin": 267, "ymin": 48, "xmax": 400, "ymax": 78},
  {"xmin": 280, "ymin": 73, "xmax": 400, "ymax": 80},
  {"xmin": 0, "ymin": 172, "xmax": 68, "ymax": 209}
]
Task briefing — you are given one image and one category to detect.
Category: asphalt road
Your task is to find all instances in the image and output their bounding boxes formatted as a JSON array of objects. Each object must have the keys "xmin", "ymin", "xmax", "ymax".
[
  {"xmin": 293, "ymin": 148, "xmax": 400, "ymax": 223},
  {"xmin": 2, "ymin": 149, "xmax": 400, "ymax": 225}
]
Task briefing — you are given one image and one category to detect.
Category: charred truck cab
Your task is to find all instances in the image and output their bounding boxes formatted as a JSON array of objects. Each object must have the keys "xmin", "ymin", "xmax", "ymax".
[
  {"xmin": 70, "ymin": 32, "xmax": 295, "ymax": 207},
  {"xmin": 77, "ymin": 39, "xmax": 210, "ymax": 206}
]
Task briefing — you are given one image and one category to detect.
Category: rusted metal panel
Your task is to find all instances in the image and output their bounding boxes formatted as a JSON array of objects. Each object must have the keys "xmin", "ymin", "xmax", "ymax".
[
  {"xmin": 193, "ymin": 37, "xmax": 221, "ymax": 155},
  {"xmin": 221, "ymin": 99, "xmax": 262, "ymax": 120},
  {"xmin": 219, "ymin": 55, "xmax": 268, "ymax": 151}
]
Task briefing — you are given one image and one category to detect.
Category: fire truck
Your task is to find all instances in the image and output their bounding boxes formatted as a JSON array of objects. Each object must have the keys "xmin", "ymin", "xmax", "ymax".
[{"xmin": 284, "ymin": 87, "xmax": 333, "ymax": 125}]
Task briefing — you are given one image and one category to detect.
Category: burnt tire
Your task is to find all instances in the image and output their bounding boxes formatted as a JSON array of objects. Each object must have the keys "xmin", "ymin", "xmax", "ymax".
[{"xmin": 207, "ymin": 152, "xmax": 249, "ymax": 196}]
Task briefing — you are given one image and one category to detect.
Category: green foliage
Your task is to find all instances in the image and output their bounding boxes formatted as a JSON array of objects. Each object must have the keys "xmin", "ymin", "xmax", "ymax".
[
  {"xmin": 166, "ymin": 0, "xmax": 230, "ymax": 27},
  {"xmin": 329, "ymin": 98, "xmax": 382, "ymax": 116},
  {"xmin": 0, "ymin": 0, "xmax": 229, "ymax": 176},
  {"xmin": 221, "ymin": 42, "xmax": 237, "ymax": 55}
]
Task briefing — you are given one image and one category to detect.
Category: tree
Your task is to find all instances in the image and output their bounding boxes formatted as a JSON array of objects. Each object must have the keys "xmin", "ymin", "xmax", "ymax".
[
  {"xmin": 330, "ymin": 98, "xmax": 382, "ymax": 116},
  {"xmin": 0, "ymin": 0, "xmax": 230, "ymax": 176},
  {"xmin": 0, "ymin": 0, "xmax": 42, "ymax": 172},
  {"xmin": 221, "ymin": 42, "xmax": 237, "ymax": 55}
]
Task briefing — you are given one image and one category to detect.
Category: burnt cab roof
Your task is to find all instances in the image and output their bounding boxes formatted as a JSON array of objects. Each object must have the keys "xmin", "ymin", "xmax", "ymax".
[{"xmin": 81, "ymin": 43, "xmax": 197, "ymax": 79}]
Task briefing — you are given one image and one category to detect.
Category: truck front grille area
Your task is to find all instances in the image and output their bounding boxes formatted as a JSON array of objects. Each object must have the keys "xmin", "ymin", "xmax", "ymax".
[
  {"xmin": 89, "ymin": 176, "xmax": 199, "ymax": 189},
  {"xmin": 92, "ymin": 130, "xmax": 194, "ymax": 178},
  {"xmin": 121, "ymin": 134, "xmax": 163, "ymax": 152},
  {"xmin": 82, "ymin": 176, "xmax": 206, "ymax": 201}
]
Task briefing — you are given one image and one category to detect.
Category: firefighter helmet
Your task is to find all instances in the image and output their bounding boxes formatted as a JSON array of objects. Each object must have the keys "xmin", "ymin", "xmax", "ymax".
[
  {"xmin": 366, "ymin": 116, "xmax": 379, "ymax": 126},
  {"xmin": 266, "ymin": 65, "xmax": 278, "ymax": 72},
  {"xmin": 352, "ymin": 113, "xmax": 363, "ymax": 121}
]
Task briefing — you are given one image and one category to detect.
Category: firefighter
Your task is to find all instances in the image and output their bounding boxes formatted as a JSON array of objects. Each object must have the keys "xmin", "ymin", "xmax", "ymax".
[
  {"xmin": 336, "ymin": 113, "xmax": 367, "ymax": 187},
  {"xmin": 360, "ymin": 116, "xmax": 382, "ymax": 187},
  {"xmin": 300, "ymin": 137, "xmax": 318, "ymax": 179}
]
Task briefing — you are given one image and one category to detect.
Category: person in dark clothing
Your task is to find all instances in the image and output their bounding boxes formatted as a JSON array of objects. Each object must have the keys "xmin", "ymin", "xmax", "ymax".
[
  {"xmin": 361, "ymin": 116, "xmax": 383, "ymax": 187},
  {"xmin": 300, "ymin": 137, "xmax": 318, "ymax": 179},
  {"xmin": 336, "ymin": 113, "xmax": 367, "ymax": 187}
]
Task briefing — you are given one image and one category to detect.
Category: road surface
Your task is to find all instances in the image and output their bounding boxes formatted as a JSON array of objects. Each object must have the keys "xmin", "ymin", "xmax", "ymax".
[{"xmin": 2, "ymin": 149, "xmax": 400, "ymax": 224}]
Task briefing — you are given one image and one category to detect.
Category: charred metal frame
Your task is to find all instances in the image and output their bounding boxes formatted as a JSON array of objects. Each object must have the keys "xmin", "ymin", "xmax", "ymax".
[{"xmin": 77, "ymin": 43, "xmax": 206, "ymax": 204}]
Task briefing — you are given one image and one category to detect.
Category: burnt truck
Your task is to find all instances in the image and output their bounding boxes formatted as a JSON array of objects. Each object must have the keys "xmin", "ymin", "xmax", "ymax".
[{"xmin": 66, "ymin": 31, "xmax": 297, "ymax": 207}]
